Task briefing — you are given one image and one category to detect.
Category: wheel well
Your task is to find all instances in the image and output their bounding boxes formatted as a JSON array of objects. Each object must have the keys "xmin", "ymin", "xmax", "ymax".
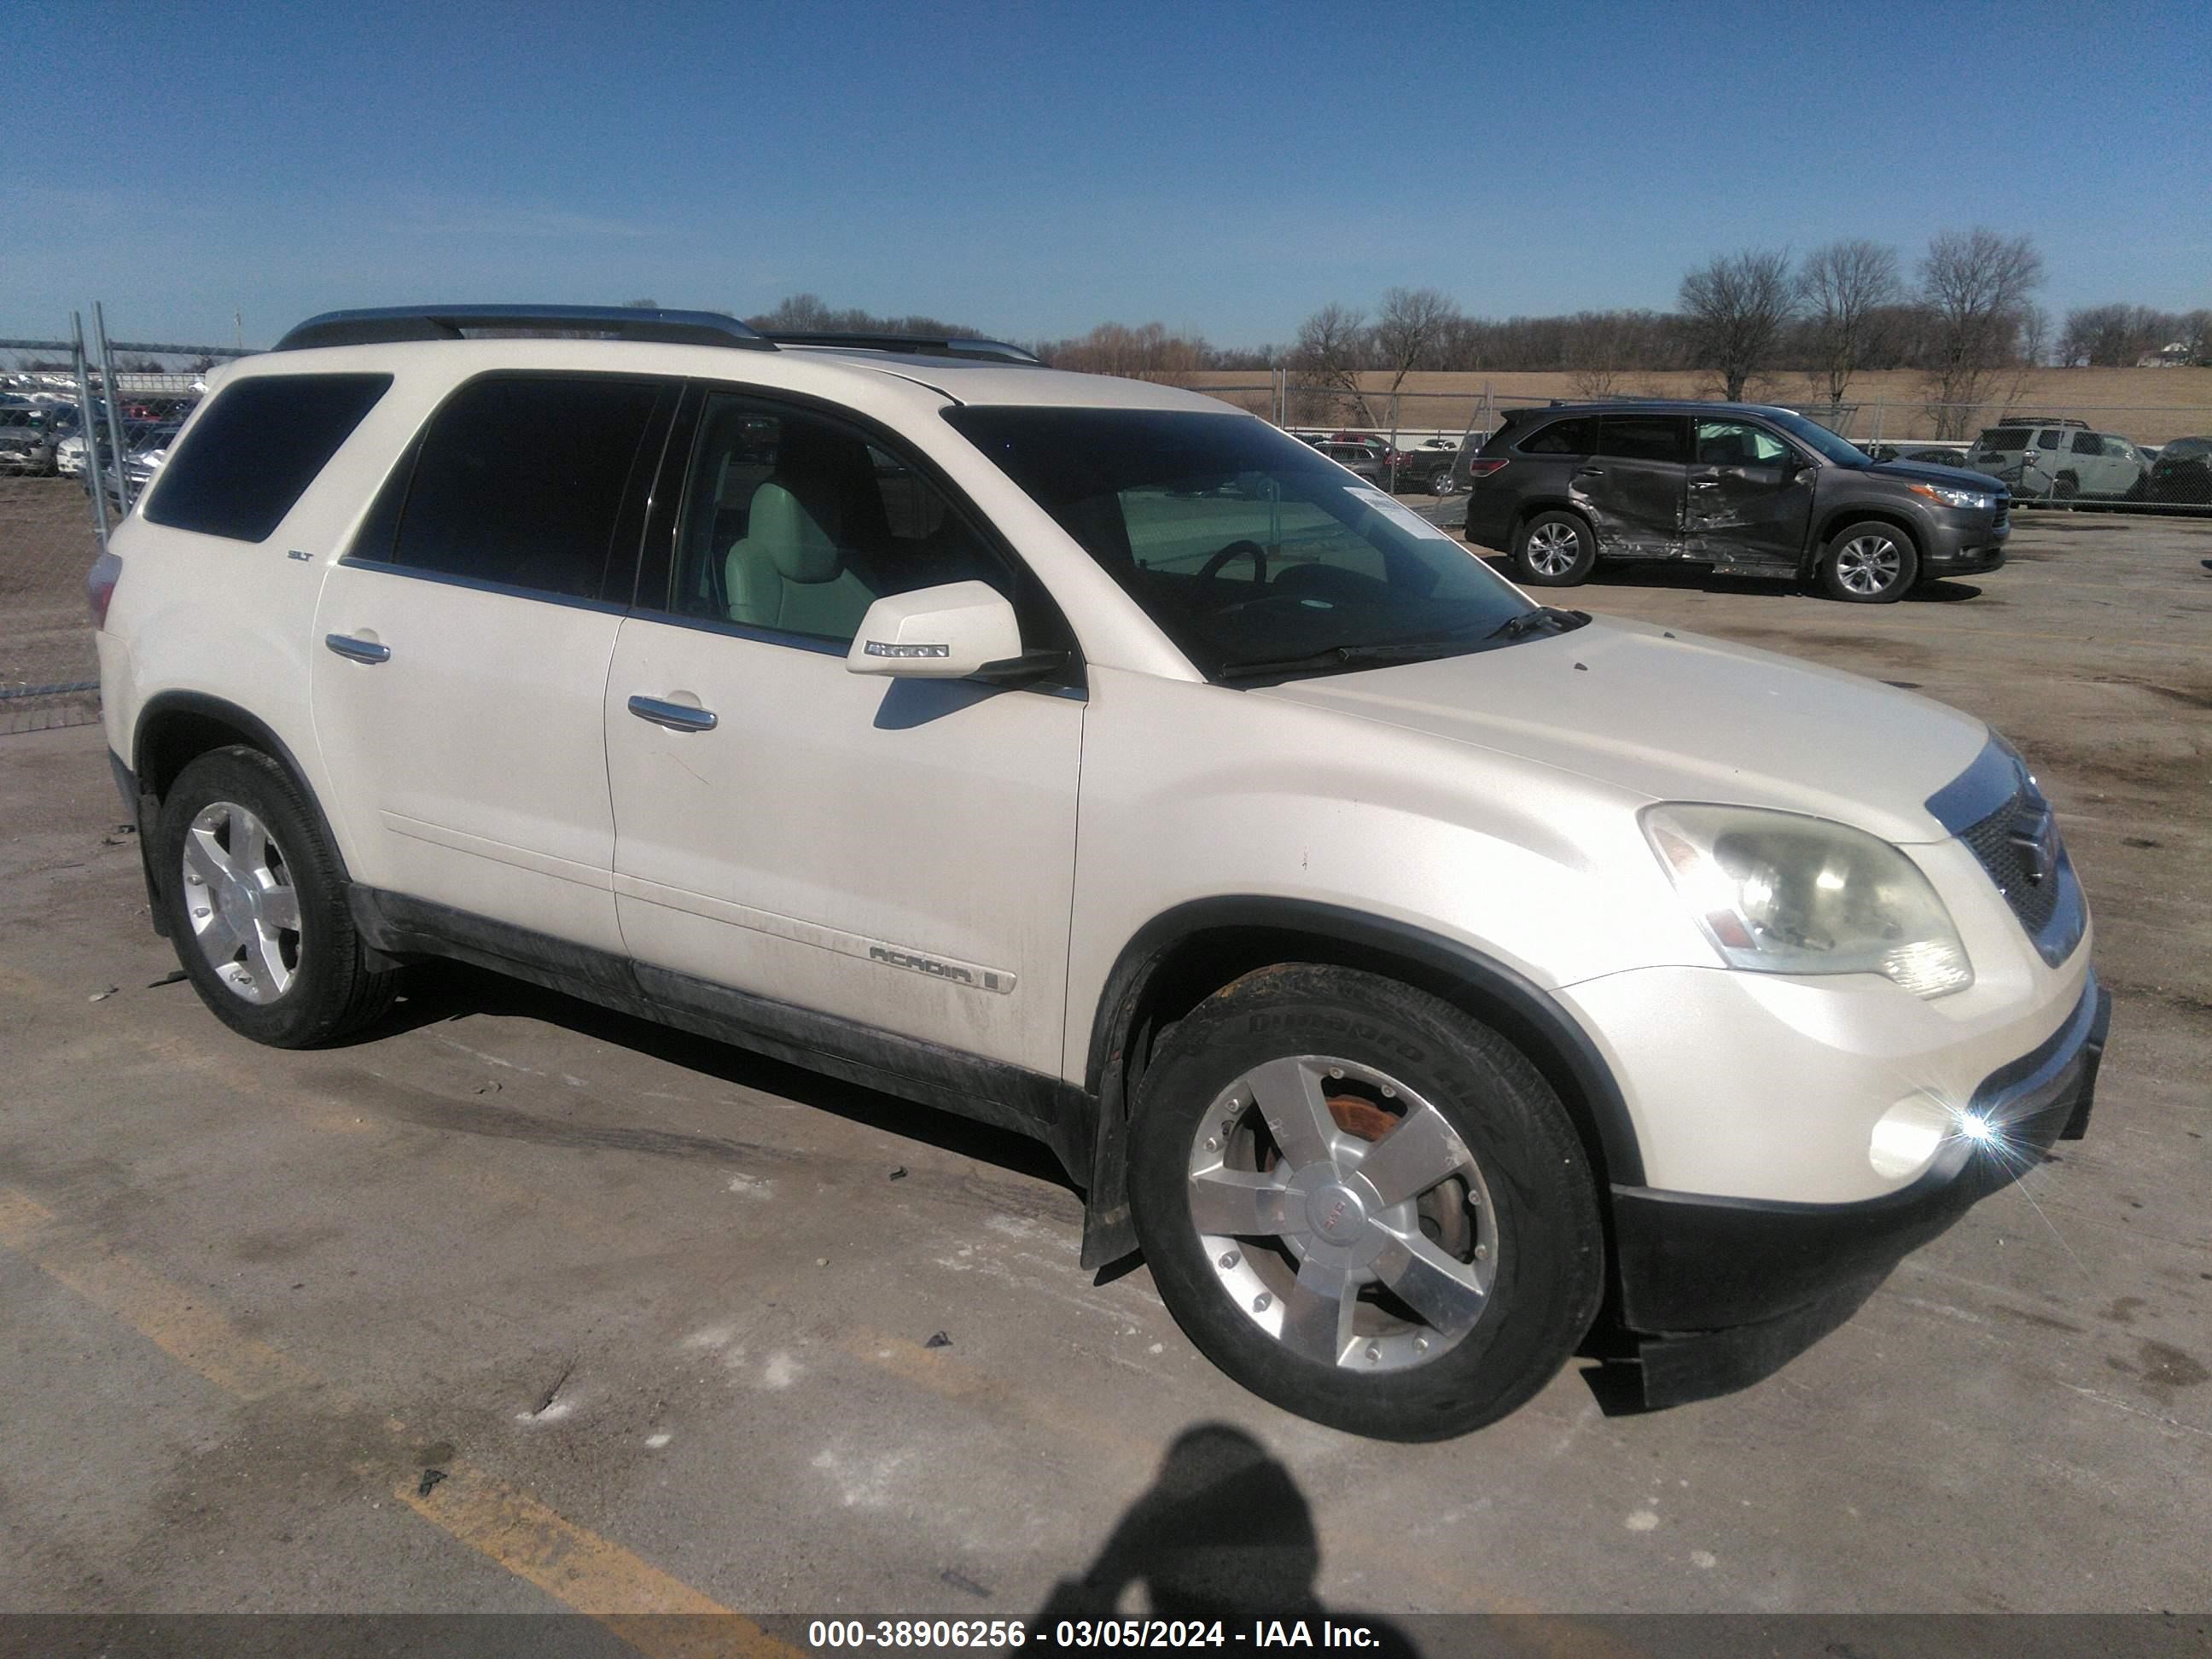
[
  {"xmin": 1511, "ymin": 500, "xmax": 1586, "ymax": 542},
  {"xmin": 1814, "ymin": 509, "xmax": 1920, "ymax": 561},
  {"xmin": 137, "ymin": 706, "xmax": 265, "ymax": 801},
  {"xmin": 1100, "ymin": 917, "xmax": 1635, "ymax": 1195}
]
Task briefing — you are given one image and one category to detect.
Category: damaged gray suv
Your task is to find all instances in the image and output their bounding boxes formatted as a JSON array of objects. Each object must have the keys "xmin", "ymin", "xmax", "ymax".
[{"xmin": 1462, "ymin": 402, "xmax": 2011, "ymax": 602}]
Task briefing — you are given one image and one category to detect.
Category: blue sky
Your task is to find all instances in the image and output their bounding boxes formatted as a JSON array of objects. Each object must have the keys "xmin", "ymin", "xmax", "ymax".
[{"xmin": 5, "ymin": 0, "xmax": 2205, "ymax": 352}]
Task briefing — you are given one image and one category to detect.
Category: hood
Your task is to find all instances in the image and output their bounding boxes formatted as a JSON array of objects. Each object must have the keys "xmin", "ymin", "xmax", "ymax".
[
  {"xmin": 1864, "ymin": 458, "xmax": 2010, "ymax": 492},
  {"xmin": 1251, "ymin": 616, "xmax": 1989, "ymax": 844}
]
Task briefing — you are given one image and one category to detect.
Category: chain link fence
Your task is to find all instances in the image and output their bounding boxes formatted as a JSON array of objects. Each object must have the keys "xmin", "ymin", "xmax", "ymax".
[
  {"xmin": 0, "ymin": 476, "xmax": 105, "ymax": 736},
  {"xmin": 3, "ymin": 310, "xmax": 233, "ymax": 735}
]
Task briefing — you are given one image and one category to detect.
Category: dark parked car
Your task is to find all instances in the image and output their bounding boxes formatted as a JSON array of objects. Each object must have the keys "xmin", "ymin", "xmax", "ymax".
[
  {"xmin": 2140, "ymin": 437, "xmax": 2212, "ymax": 505},
  {"xmin": 1461, "ymin": 402, "xmax": 2011, "ymax": 603},
  {"xmin": 1316, "ymin": 440, "xmax": 1393, "ymax": 486},
  {"xmin": 1864, "ymin": 442, "xmax": 1971, "ymax": 468},
  {"xmin": 1389, "ymin": 437, "xmax": 1465, "ymax": 492},
  {"xmin": 0, "ymin": 403, "xmax": 59, "ymax": 475}
]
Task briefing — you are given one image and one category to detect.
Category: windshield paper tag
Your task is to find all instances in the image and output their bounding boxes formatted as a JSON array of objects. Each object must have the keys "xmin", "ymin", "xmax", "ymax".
[{"xmin": 1345, "ymin": 486, "xmax": 1458, "ymax": 542}]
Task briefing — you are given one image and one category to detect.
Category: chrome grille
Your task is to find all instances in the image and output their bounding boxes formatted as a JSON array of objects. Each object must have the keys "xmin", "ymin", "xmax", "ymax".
[{"xmin": 1959, "ymin": 783, "xmax": 2062, "ymax": 935}]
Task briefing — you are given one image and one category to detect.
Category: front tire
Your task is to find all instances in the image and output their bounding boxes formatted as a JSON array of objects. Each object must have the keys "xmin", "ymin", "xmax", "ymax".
[
  {"xmin": 1511, "ymin": 510, "xmax": 1597, "ymax": 586},
  {"xmin": 155, "ymin": 746, "xmax": 399, "ymax": 1048},
  {"xmin": 1126, "ymin": 965, "xmax": 1604, "ymax": 1441},
  {"xmin": 1818, "ymin": 521, "xmax": 1918, "ymax": 603}
]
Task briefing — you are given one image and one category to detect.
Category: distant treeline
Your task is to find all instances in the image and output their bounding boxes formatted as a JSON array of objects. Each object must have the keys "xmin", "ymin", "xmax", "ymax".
[{"xmin": 735, "ymin": 236, "xmax": 2206, "ymax": 444}]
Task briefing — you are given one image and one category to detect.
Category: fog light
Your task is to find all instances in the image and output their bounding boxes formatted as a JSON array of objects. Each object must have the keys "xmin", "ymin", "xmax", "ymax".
[{"xmin": 1870, "ymin": 1093, "xmax": 1954, "ymax": 1180}]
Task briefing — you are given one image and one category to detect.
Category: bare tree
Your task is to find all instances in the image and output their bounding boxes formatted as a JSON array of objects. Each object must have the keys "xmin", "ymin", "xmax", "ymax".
[
  {"xmin": 1040, "ymin": 321, "xmax": 1210, "ymax": 382},
  {"xmin": 1798, "ymin": 240, "xmax": 1900, "ymax": 413},
  {"xmin": 744, "ymin": 293, "xmax": 983, "ymax": 337},
  {"xmin": 1563, "ymin": 311, "xmax": 1637, "ymax": 397},
  {"xmin": 2058, "ymin": 302, "xmax": 2176, "ymax": 367},
  {"xmin": 1918, "ymin": 229, "xmax": 2044, "ymax": 436},
  {"xmin": 1371, "ymin": 288, "xmax": 1458, "ymax": 402},
  {"xmin": 2180, "ymin": 310, "xmax": 2212, "ymax": 365},
  {"xmin": 1289, "ymin": 302, "xmax": 1377, "ymax": 424},
  {"xmin": 1679, "ymin": 248, "xmax": 1796, "ymax": 400}
]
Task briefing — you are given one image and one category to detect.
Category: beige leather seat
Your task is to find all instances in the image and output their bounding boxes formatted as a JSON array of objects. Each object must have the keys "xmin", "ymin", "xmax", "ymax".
[{"xmin": 724, "ymin": 480, "xmax": 876, "ymax": 637}]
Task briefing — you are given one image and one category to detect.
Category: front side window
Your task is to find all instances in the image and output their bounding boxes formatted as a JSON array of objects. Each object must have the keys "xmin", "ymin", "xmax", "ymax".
[
  {"xmin": 1598, "ymin": 415, "xmax": 1690, "ymax": 463},
  {"xmin": 1695, "ymin": 420, "xmax": 1794, "ymax": 467},
  {"xmin": 374, "ymin": 375, "xmax": 663, "ymax": 601},
  {"xmin": 143, "ymin": 374, "xmax": 390, "ymax": 542},
  {"xmin": 2071, "ymin": 431, "xmax": 2103, "ymax": 455},
  {"xmin": 944, "ymin": 407, "xmax": 1534, "ymax": 681},
  {"xmin": 662, "ymin": 393, "xmax": 1051, "ymax": 649}
]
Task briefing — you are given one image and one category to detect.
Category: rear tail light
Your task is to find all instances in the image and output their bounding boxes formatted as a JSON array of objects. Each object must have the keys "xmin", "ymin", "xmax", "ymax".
[
  {"xmin": 1464, "ymin": 458, "xmax": 1510, "ymax": 479},
  {"xmin": 87, "ymin": 549, "xmax": 122, "ymax": 629}
]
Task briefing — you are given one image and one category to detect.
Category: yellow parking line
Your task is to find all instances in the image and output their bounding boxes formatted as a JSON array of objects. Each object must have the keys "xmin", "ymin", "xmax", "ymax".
[{"xmin": 0, "ymin": 1183, "xmax": 789, "ymax": 1656}]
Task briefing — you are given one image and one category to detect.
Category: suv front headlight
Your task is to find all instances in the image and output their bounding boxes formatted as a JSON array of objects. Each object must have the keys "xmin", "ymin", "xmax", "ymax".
[
  {"xmin": 1641, "ymin": 804, "xmax": 1973, "ymax": 998},
  {"xmin": 1907, "ymin": 481, "xmax": 1998, "ymax": 511}
]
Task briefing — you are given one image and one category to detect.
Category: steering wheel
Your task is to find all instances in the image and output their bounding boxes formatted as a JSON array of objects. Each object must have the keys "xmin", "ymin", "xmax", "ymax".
[{"xmin": 1196, "ymin": 538, "xmax": 1269, "ymax": 587}]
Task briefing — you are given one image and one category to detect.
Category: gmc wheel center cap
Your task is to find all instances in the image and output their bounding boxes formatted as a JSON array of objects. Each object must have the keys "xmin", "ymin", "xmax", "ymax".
[{"xmin": 1307, "ymin": 1182, "xmax": 1369, "ymax": 1244}]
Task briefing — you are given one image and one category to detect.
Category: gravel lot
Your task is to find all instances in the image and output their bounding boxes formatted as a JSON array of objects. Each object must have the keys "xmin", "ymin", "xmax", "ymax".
[{"xmin": 0, "ymin": 478, "xmax": 2207, "ymax": 1634}]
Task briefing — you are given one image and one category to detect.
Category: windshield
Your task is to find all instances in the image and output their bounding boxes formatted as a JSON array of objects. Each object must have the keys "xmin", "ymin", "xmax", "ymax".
[
  {"xmin": 1764, "ymin": 410, "xmax": 1870, "ymax": 466},
  {"xmin": 943, "ymin": 407, "xmax": 1535, "ymax": 679}
]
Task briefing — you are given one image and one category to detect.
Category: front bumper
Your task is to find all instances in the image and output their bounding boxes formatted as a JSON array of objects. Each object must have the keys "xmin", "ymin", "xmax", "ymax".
[
  {"xmin": 1603, "ymin": 969, "xmax": 2109, "ymax": 1407},
  {"xmin": 1922, "ymin": 509, "xmax": 2010, "ymax": 572}
]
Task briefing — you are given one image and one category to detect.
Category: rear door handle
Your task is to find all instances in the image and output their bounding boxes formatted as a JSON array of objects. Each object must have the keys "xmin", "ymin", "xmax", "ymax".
[
  {"xmin": 1574, "ymin": 467, "xmax": 1606, "ymax": 478},
  {"xmin": 324, "ymin": 633, "xmax": 390, "ymax": 664},
  {"xmin": 627, "ymin": 695, "xmax": 718, "ymax": 733}
]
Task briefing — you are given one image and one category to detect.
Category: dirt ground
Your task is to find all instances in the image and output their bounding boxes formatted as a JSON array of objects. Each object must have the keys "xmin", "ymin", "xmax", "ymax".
[{"xmin": 0, "ymin": 490, "xmax": 2207, "ymax": 1636}]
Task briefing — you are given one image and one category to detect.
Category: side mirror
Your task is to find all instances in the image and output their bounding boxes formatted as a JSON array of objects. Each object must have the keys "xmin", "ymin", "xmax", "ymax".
[{"xmin": 846, "ymin": 581, "xmax": 1023, "ymax": 680}]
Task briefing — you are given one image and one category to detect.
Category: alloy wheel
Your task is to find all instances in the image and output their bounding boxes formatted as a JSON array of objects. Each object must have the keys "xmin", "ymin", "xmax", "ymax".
[
  {"xmin": 180, "ymin": 800, "xmax": 303, "ymax": 1004},
  {"xmin": 1185, "ymin": 1054, "xmax": 1497, "ymax": 1372},
  {"xmin": 1834, "ymin": 534, "xmax": 1903, "ymax": 596},
  {"xmin": 1524, "ymin": 521, "xmax": 1580, "ymax": 576}
]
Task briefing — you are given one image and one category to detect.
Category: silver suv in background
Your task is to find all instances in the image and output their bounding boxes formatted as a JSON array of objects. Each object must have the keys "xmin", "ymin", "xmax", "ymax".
[{"xmin": 1969, "ymin": 421, "xmax": 2148, "ymax": 500}]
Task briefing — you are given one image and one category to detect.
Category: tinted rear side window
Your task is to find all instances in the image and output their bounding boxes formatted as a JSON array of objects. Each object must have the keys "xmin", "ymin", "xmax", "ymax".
[
  {"xmin": 381, "ymin": 375, "xmax": 664, "ymax": 601},
  {"xmin": 1981, "ymin": 428, "xmax": 2030, "ymax": 451},
  {"xmin": 1516, "ymin": 416, "xmax": 1596, "ymax": 455},
  {"xmin": 1598, "ymin": 415, "xmax": 1690, "ymax": 463},
  {"xmin": 143, "ymin": 375, "xmax": 391, "ymax": 541}
]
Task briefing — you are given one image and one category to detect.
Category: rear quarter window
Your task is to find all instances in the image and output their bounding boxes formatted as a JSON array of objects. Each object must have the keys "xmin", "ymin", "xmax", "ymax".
[
  {"xmin": 1516, "ymin": 416, "xmax": 1596, "ymax": 455},
  {"xmin": 142, "ymin": 375, "xmax": 392, "ymax": 542}
]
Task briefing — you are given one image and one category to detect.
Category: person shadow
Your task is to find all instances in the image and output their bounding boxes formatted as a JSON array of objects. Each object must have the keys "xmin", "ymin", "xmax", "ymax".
[{"xmin": 1027, "ymin": 1423, "xmax": 1417, "ymax": 1654}]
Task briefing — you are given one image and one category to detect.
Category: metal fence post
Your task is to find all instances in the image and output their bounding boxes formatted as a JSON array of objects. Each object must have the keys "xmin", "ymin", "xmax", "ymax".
[
  {"xmin": 71, "ymin": 312, "xmax": 112, "ymax": 550},
  {"xmin": 94, "ymin": 303, "xmax": 134, "ymax": 514}
]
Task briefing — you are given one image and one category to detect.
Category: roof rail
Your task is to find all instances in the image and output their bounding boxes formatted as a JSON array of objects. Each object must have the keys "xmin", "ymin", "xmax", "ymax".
[
  {"xmin": 272, "ymin": 305, "xmax": 775, "ymax": 353},
  {"xmin": 759, "ymin": 331, "xmax": 1041, "ymax": 365}
]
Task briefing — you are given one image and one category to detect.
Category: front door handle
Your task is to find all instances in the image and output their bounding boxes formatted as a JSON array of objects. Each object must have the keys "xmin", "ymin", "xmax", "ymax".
[
  {"xmin": 627, "ymin": 695, "xmax": 718, "ymax": 733},
  {"xmin": 324, "ymin": 633, "xmax": 390, "ymax": 664},
  {"xmin": 1573, "ymin": 466, "xmax": 1606, "ymax": 478}
]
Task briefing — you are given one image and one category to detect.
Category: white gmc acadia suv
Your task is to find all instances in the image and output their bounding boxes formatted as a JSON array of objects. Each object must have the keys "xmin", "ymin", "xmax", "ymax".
[{"xmin": 89, "ymin": 306, "xmax": 2109, "ymax": 1440}]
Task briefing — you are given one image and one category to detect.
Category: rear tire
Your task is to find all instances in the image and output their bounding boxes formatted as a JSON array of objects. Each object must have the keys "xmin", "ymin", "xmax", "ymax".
[
  {"xmin": 1511, "ymin": 510, "xmax": 1597, "ymax": 586},
  {"xmin": 1126, "ymin": 964, "xmax": 1604, "ymax": 1441},
  {"xmin": 155, "ymin": 746, "xmax": 399, "ymax": 1048},
  {"xmin": 1818, "ymin": 521, "xmax": 1918, "ymax": 603}
]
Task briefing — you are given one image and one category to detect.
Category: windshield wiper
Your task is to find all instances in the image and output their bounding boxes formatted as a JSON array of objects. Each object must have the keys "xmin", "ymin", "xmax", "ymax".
[
  {"xmin": 1217, "ymin": 639, "xmax": 1477, "ymax": 681},
  {"xmin": 1219, "ymin": 608, "xmax": 1591, "ymax": 682},
  {"xmin": 1486, "ymin": 606, "xmax": 1592, "ymax": 640}
]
